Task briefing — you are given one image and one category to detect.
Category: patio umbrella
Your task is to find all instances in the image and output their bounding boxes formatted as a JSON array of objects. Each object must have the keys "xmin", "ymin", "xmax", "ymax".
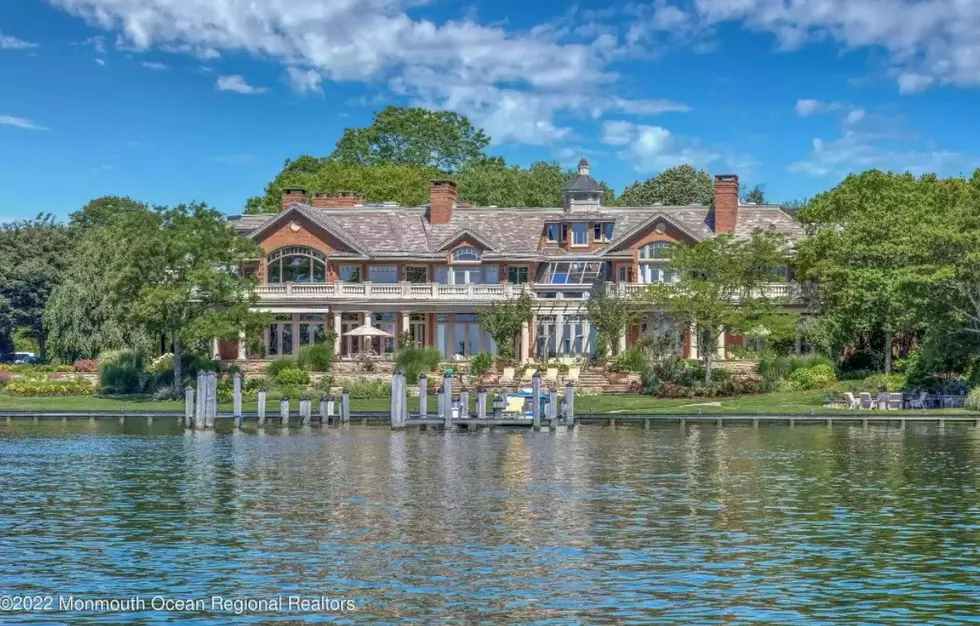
[{"xmin": 342, "ymin": 324, "xmax": 394, "ymax": 338}]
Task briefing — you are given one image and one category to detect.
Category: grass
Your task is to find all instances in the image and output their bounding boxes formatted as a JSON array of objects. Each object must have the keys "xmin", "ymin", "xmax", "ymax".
[{"xmin": 0, "ymin": 384, "xmax": 973, "ymax": 415}]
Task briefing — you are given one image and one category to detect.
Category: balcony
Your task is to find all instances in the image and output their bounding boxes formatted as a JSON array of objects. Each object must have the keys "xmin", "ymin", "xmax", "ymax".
[
  {"xmin": 604, "ymin": 282, "xmax": 816, "ymax": 303},
  {"xmin": 254, "ymin": 282, "xmax": 535, "ymax": 304}
]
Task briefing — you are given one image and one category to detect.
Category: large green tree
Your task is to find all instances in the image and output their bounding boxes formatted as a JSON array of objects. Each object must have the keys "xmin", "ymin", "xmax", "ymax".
[
  {"xmin": 617, "ymin": 164, "xmax": 714, "ymax": 207},
  {"xmin": 107, "ymin": 202, "xmax": 269, "ymax": 390},
  {"xmin": 796, "ymin": 171, "xmax": 947, "ymax": 373},
  {"xmin": 644, "ymin": 230, "xmax": 791, "ymax": 383},
  {"xmin": 331, "ymin": 106, "xmax": 490, "ymax": 171},
  {"xmin": 0, "ymin": 214, "xmax": 74, "ymax": 360},
  {"xmin": 479, "ymin": 291, "xmax": 535, "ymax": 360},
  {"xmin": 584, "ymin": 289, "xmax": 643, "ymax": 358},
  {"xmin": 44, "ymin": 197, "xmax": 155, "ymax": 361}
]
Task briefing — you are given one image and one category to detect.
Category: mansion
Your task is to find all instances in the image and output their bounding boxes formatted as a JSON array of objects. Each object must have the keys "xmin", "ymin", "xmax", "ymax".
[{"xmin": 221, "ymin": 160, "xmax": 806, "ymax": 363}]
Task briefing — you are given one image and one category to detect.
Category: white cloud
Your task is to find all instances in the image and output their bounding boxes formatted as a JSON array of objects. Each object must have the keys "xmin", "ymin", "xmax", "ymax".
[
  {"xmin": 0, "ymin": 115, "xmax": 47, "ymax": 131},
  {"xmin": 845, "ymin": 109, "xmax": 866, "ymax": 125},
  {"xmin": 141, "ymin": 61, "xmax": 168, "ymax": 70},
  {"xmin": 789, "ymin": 130, "xmax": 966, "ymax": 177},
  {"xmin": 897, "ymin": 72, "xmax": 934, "ymax": 94},
  {"xmin": 286, "ymin": 67, "xmax": 322, "ymax": 95},
  {"xmin": 0, "ymin": 33, "xmax": 38, "ymax": 50},
  {"xmin": 47, "ymin": 0, "xmax": 688, "ymax": 145},
  {"xmin": 795, "ymin": 99, "xmax": 843, "ymax": 117},
  {"xmin": 216, "ymin": 75, "xmax": 266, "ymax": 94},
  {"xmin": 601, "ymin": 120, "xmax": 719, "ymax": 172}
]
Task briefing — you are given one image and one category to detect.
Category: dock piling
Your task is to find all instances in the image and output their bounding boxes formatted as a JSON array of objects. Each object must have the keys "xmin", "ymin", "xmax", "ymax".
[
  {"xmin": 492, "ymin": 395, "xmax": 504, "ymax": 419},
  {"xmin": 531, "ymin": 373, "xmax": 541, "ymax": 429},
  {"xmin": 300, "ymin": 397, "xmax": 312, "ymax": 426},
  {"xmin": 477, "ymin": 388, "xmax": 487, "ymax": 420},
  {"xmin": 459, "ymin": 389, "xmax": 469, "ymax": 420},
  {"xmin": 341, "ymin": 389, "xmax": 350, "ymax": 424},
  {"xmin": 442, "ymin": 373, "xmax": 453, "ymax": 429},
  {"xmin": 564, "ymin": 382, "xmax": 575, "ymax": 426},
  {"xmin": 280, "ymin": 397, "xmax": 290, "ymax": 426},
  {"xmin": 184, "ymin": 386, "xmax": 194, "ymax": 428},
  {"xmin": 232, "ymin": 373, "xmax": 242, "ymax": 421},
  {"xmin": 319, "ymin": 396, "xmax": 328, "ymax": 424},
  {"xmin": 205, "ymin": 372, "xmax": 217, "ymax": 429},
  {"xmin": 418, "ymin": 374, "xmax": 428, "ymax": 420},
  {"xmin": 194, "ymin": 372, "xmax": 205, "ymax": 429},
  {"xmin": 257, "ymin": 389, "xmax": 266, "ymax": 426},
  {"xmin": 391, "ymin": 371, "xmax": 406, "ymax": 429}
]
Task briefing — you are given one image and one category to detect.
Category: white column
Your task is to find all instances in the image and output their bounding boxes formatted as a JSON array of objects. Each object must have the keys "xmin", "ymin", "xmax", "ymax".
[
  {"xmin": 554, "ymin": 312, "xmax": 565, "ymax": 357},
  {"xmin": 237, "ymin": 329, "xmax": 246, "ymax": 361},
  {"xmin": 520, "ymin": 318, "xmax": 530, "ymax": 364},
  {"xmin": 363, "ymin": 311, "xmax": 373, "ymax": 353},
  {"xmin": 716, "ymin": 328, "xmax": 726, "ymax": 360},
  {"xmin": 291, "ymin": 313, "xmax": 300, "ymax": 355},
  {"xmin": 333, "ymin": 311, "xmax": 342, "ymax": 356},
  {"xmin": 211, "ymin": 338, "xmax": 220, "ymax": 360},
  {"xmin": 689, "ymin": 324, "xmax": 699, "ymax": 361},
  {"xmin": 401, "ymin": 311, "xmax": 410, "ymax": 349},
  {"xmin": 617, "ymin": 327, "xmax": 627, "ymax": 355},
  {"xmin": 581, "ymin": 319, "xmax": 592, "ymax": 357}
]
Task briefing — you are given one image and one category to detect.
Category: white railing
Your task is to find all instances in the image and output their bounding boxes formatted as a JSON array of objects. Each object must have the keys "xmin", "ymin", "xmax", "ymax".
[{"xmin": 604, "ymin": 282, "xmax": 816, "ymax": 302}]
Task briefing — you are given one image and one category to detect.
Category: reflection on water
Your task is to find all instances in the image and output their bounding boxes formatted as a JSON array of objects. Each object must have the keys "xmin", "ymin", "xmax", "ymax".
[{"xmin": 1, "ymin": 421, "xmax": 979, "ymax": 624}]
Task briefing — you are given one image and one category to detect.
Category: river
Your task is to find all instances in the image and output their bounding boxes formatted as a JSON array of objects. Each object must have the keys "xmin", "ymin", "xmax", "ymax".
[{"xmin": 1, "ymin": 421, "xmax": 978, "ymax": 624}]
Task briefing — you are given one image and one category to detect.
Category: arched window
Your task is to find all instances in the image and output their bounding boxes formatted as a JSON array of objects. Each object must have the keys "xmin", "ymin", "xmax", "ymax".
[
  {"xmin": 266, "ymin": 246, "xmax": 326, "ymax": 283},
  {"xmin": 638, "ymin": 242, "xmax": 672, "ymax": 259},
  {"xmin": 451, "ymin": 246, "xmax": 481, "ymax": 262}
]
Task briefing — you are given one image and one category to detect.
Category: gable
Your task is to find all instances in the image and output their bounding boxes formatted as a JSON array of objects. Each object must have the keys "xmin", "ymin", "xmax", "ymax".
[
  {"xmin": 252, "ymin": 211, "xmax": 360, "ymax": 257},
  {"xmin": 604, "ymin": 213, "xmax": 702, "ymax": 254},
  {"xmin": 434, "ymin": 228, "xmax": 496, "ymax": 252}
]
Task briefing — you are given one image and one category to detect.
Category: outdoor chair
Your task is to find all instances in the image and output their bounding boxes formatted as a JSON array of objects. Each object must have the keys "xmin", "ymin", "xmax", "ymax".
[
  {"xmin": 875, "ymin": 392, "xmax": 890, "ymax": 410},
  {"xmin": 544, "ymin": 367, "xmax": 559, "ymax": 384},
  {"xmin": 499, "ymin": 367, "xmax": 516, "ymax": 385},
  {"xmin": 858, "ymin": 392, "xmax": 874, "ymax": 410},
  {"xmin": 566, "ymin": 367, "xmax": 581, "ymax": 383},
  {"xmin": 843, "ymin": 392, "xmax": 858, "ymax": 410},
  {"xmin": 887, "ymin": 392, "xmax": 903, "ymax": 410},
  {"xmin": 502, "ymin": 396, "xmax": 527, "ymax": 416},
  {"xmin": 908, "ymin": 391, "xmax": 928, "ymax": 410},
  {"xmin": 522, "ymin": 369, "xmax": 538, "ymax": 382}
]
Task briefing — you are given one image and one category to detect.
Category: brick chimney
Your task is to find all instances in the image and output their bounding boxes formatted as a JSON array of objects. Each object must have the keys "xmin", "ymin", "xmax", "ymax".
[
  {"xmin": 713, "ymin": 174, "xmax": 739, "ymax": 234},
  {"xmin": 311, "ymin": 191, "xmax": 364, "ymax": 208},
  {"xmin": 281, "ymin": 187, "xmax": 307, "ymax": 209},
  {"xmin": 429, "ymin": 179, "xmax": 458, "ymax": 225}
]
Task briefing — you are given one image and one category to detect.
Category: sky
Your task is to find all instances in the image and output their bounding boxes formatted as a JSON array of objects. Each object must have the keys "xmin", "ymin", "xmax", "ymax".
[{"xmin": 2, "ymin": 0, "xmax": 979, "ymax": 221}]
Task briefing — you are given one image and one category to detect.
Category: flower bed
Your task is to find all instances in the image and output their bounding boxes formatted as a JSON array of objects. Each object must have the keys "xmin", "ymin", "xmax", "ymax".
[{"xmin": 3, "ymin": 378, "xmax": 95, "ymax": 397}]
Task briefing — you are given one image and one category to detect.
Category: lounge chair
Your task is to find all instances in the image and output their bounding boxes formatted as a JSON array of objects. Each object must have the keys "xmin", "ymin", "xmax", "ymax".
[
  {"xmin": 908, "ymin": 391, "xmax": 928, "ymax": 410},
  {"xmin": 502, "ymin": 396, "xmax": 527, "ymax": 416},
  {"xmin": 875, "ymin": 392, "xmax": 889, "ymax": 410},
  {"xmin": 544, "ymin": 367, "xmax": 559, "ymax": 384},
  {"xmin": 521, "ymin": 368, "xmax": 538, "ymax": 382},
  {"xmin": 499, "ymin": 367, "xmax": 516, "ymax": 385},
  {"xmin": 858, "ymin": 392, "xmax": 874, "ymax": 410},
  {"xmin": 887, "ymin": 392, "xmax": 903, "ymax": 410},
  {"xmin": 843, "ymin": 392, "xmax": 858, "ymax": 410},
  {"xmin": 566, "ymin": 367, "xmax": 580, "ymax": 383}
]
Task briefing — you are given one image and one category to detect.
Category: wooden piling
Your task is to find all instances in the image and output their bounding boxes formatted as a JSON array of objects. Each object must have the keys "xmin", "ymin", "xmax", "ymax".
[
  {"xmin": 204, "ymin": 372, "xmax": 217, "ymax": 429},
  {"xmin": 184, "ymin": 386, "xmax": 194, "ymax": 428},
  {"xmin": 459, "ymin": 389, "xmax": 469, "ymax": 420},
  {"xmin": 492, "ymin": 395, "xmax": 504, "ymax": 419},
  {"xmin": 442, "ymin": 373, "xmax": 453, "ymax": 429},
  {"xmin": 326, "ymin": 394, "xmax": 335, "ymax": 423},
  {"xmin": 319, "ymin": 396, "xmax": 328, "ymax": 424},
  {"xmin": 195, "ymin": 372, "xmax": 205, "ymax": 429},
  {"xmin": 477, "ymin": 388, "xmax": 487, "ymax": 420},
  {"xmin": 233, "ymin": 373, "xmax": 242, "ymax": 420},
  {"xmin": 280, "ymin": 397, "xmax": 290, "ymax": 426},
  {"xmin": 301, "ymin": 397, "xmax": 312, "ymax": 426},
  {"xmin": 564, "ymin": 382, "xmax": 575, "ymax": 425},
  {"xmin": 257, "ymin": 389, "xmax": 266, "ymax": 426},
  {"xmin": 436, "ymin": 388, "xmax": 445, "ymax": 421},
  {"xmin": 418, "ymin": 374, "xmax": 428, "ymax": 420},
  {"xmin": 341, "ymin": 390, "xmax": 350, "ymax": 424},
  {"xmin": 391, "ymin": 372, "xmax": 405, "ymax": 429},
  {"xmin": 531, "ymin": 372, "xmax": 541, "ymax": 428}
]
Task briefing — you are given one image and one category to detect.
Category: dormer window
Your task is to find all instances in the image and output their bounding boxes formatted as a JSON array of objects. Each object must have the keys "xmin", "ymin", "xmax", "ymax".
[
  {"xmin": 570, "ymin": 223, "xmax": 588, "ymax": 247},
  {"xmin": 451, "ymin": 246, "xmax": 481, "ymax": 262},
  {"xmin": 638, "ymin": 242, "xmax": 672, "ymax": 259},
  {"xmin": 594, "ymin": 222, "xmax": 613, "ymax": 242},
  {"xmin": 545, "ymin": 223, "xmax": 560, "ymax": 243}
]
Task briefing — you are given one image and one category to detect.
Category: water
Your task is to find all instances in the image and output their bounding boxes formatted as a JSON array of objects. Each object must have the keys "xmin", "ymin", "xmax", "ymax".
[{"xmin": 1, "ymin": 421, "xmax": 979, "ymax": 624}]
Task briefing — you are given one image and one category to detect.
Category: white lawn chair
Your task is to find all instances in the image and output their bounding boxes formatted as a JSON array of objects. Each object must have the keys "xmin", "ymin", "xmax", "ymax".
[
  {"xmin": 908, "ymin": 391, "xmax": 928, "ymax": 410},
  {"xmin": 887, "ymin": 392, "xmax": 903, "ymax": 410},
  {"xmin": 566, "ymin": 367, "xmax": 581, "ymax": 383},
  {"xmin": 858, "ymin": 392, "xmax": 874, "ymax": 410},
  {"xmin": 499, "ymin": 367, "xmax": 516, "ymax": 385},
  {"xmin": 843, "ymin": 392, "xmax": 858, "ymax": 410},
  {"xmin": 544, "ymin": 367, "xmax": 559, "ymax": 384},
  {"xmin": 875, "ymin": 391, "xmax": 890, "ymax": 410}
]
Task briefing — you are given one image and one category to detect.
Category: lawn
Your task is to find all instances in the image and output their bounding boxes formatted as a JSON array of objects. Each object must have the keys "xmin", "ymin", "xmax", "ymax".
[{"xmin": 0, "ymin": 384, "xmax": 973, "ymax": 415}]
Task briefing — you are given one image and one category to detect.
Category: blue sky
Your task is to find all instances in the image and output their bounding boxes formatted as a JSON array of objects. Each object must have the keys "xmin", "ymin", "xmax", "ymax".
[{"xmin": 2, "ymin": 0, "xmax": 978, "ymax": 221}]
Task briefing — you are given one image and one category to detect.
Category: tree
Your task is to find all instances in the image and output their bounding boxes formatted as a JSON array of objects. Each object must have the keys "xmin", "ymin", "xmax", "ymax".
[
  {"xmin": 44, "ymin": 198, "xmax": 155, "ymax": 361},
  {"xmin": 742, "ymin": 184, "xmax": 767, "ymax": 204},
  {"xmin": 617, "ymin": 164, "xmax": 714, "ymax": 207},
  {"xmin": 106, "ymin": 202, "xmax": 270, "ymax": 391},
  {"xmin": 331, "ymin": 106, "xmax": 490, "ymax": 172},
  {"xmin": 644, "ymin": 230, "xmax": 790, "ymax": 384},
  {"xmin": 0, "ymin": 214, "xmax": 74, "ymax": 360},
  {"xmin": 796, "ymin": 171, "xmax": 946, "ymax": 373},
  {"xmin": 479, "ymin": 292, "xmax": 534, "ymax": 360},
  {"xmin": 584, "ymin": 289, "xmax": 643, "ymax": 359}
]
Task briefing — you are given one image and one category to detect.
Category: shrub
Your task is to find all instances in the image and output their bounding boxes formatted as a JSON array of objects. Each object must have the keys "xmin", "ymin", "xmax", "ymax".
[
  {"xmin": 5, "ymin": 378, "xmax": 95, "ymax": 396},
  {"xmin": 266, "ymin": 358, "xmax": 297, "ymax": 378},
  {"xmin": 395, "ymin": 346, "xmax": 442, "ymax": 383},
  {"xmin": 965, "ymin": 387, "xmax": 980, "ymax": 412},
  {"xmin": 98, "ymin": 350, "xmax": 147, "ymax": 394},
  {"xmin": 72, "ymin": 359, "xmax": 98, "ymax": 373},
  {"xmin": 274, "ymin": 367, "xmax": 310, "ymax": 386},
  {"xmin": 757, "ymin": 352, "xmax": 835, "ymax": 384},
  {"xmin": 839, "ymin": 368, "xmax": 877, "ymax": 381},
  {"xmin": 313, "ymin": 375, "xmax": 335, "ymax": 393},
  {"xmin": 863, "ymin": 373, "xmax": 906, "ymax": 392},
  {"xmin": 147, "ymin": 353, "xmax": 174, "ymax": 374},
  {"xmin": 840, "ymin": 349, "xmax": 880, "ymax": 373},
  {"xmin": 469, "ymin": 352, "xmax": 493, "ymax": 376},
  {"xmin": 788, "ymin": 364, "xmax": 837, "ymax": 390},
  {"xmin": 343, "ymin": 379, "xmax": 392, "ymax": 399},
  {"xmin": 297, "ymin": 343, "xmax": 334, "ymax": 372},
  {"xmin": 609, "ymin": 348, "xmax": 648, "ymax": 373}
]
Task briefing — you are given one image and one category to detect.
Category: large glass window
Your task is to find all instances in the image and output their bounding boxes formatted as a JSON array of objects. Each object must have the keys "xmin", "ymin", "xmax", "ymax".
[
  {"xmin": 594, "ymin": 222, "xmax": 613, "ymax": 242},
  {"xmin": 438, "ymin": 265, "xmax": 497, "ymax": 284},
  {"xmin": 545, "ymin": 224, "xmax": 560, "ymax": 242},
  {"xmin": 368, "ymin": 265, "xmax": 398, "ymax": 283},
  {"xmin": 508, "ymin": 266, "xmax": 529, "ymax": 284},
  {"xmin": 541, "ymin": 261, "xmax": 605, "ymax": 284},
  {"xmin": 571, "ymin": 223, "xmax": 588, "ymax": 246},
  {"xmin": 339, "ymin": 265, "xmax": 361, "ymax": 283},
  {"xmin": 266, "ymin": 246, "xmax": 326, "ymax": 284},
  {"xmin": 638, "ymin": 242, "xmax": 672, "ymax": 259},
  {"xmin": 405, "ymin": 265, "xmax": 428, "ymax": 283},
  {"xmin": 451, "ymin": 246, "xmax": 481, "ymax": 262},
  {"xmin": 768, "ymin": 265, "xmax": 789, "ymax": 282},
  {"xmin": 638, "ymin": 264, "xmax": 677, "ymax": 284}
]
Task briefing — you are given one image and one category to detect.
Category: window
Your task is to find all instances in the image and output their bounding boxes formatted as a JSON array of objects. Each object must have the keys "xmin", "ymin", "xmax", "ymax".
[
  {"xmin": 571, "ymin": 223, "xmax": 588, "ymax": 246},
  {"xmin": 451, "ymin": 246, "xmax": 481, "ymax": 262},
  {"xmin": 768, "ymin": 265, "xmax": 789, "ymax": 282},
  {"xmin": 266, "ymin": 246, "xmax": 326, "ymax": 284},
  {"xmin": 542, "ymin": 261, "xmax": 605, "ymax": 284},
  {"xmin": 593, "ymin": 222, "xmax": 613, "ymax": 242},
  {"xmin": 339, "ymin": 265, "xmax": 361, "ymax": 283},
  {"xmin": 617, "ymin": 265, "xmax": 632, "ymax": 283},
  {"xmin": 368, "ymin": 265, "xmax": 398, "ymax": 283},
  {"xmin": 508, "ymin": 266, "xmax": 530, "ymax": 284},
  {"xmin": 638, "ymin": 264, "xmax": 677, "ymax": 284},
  {"xmin": 483, "ymin": 265, "xmax": 499, "ymax": 283},
  {"xmin": 545, "ymin": 224, "xmax": 560, "ymax": 243},
  {"xmin": 561, "ymin": 224, "xmax": 569, "ymax": 243},
  {"xmin": 638, "ymin": 242, "xmax": 672, "ymax": 259},
  {"xmin": 405, "ymin": 265, "xmax": 428, "ymax": 283}
]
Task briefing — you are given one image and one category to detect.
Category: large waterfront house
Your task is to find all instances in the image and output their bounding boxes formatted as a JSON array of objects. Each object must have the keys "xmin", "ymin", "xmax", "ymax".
[{"xmin": 220, "ymin": 160, "xmax": 806, "ymax": 364}]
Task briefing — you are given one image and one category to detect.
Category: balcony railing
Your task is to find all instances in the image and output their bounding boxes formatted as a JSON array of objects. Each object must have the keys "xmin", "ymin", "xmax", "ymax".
[{"xmin": 254, "ymin": 281, "xmax": 816, "ymax": 304}]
